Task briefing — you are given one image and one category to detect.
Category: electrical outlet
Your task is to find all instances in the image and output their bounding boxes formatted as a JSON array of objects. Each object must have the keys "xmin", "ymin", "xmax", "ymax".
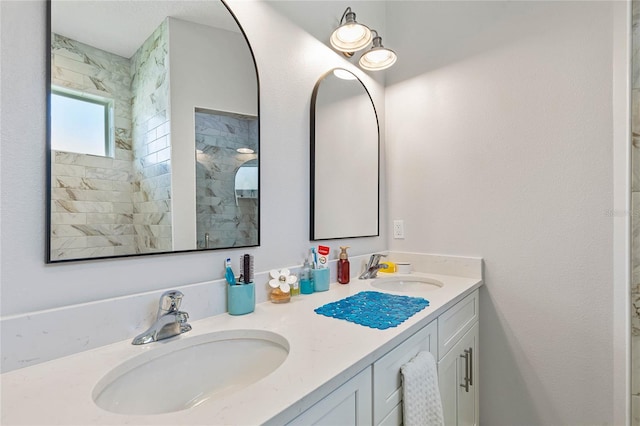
[{"xmin": 393, "ymin": 220, "xmax": 405, "ymax": 239}]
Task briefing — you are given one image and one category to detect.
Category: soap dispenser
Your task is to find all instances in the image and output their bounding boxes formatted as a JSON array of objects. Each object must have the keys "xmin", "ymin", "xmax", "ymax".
[
  {"xmin": 337, "ymin": 246, "xmax": 350, "ymax": 284},
  {"xmin": 300, "ymin": 259, "xmax": 314, "ymax": 294}
]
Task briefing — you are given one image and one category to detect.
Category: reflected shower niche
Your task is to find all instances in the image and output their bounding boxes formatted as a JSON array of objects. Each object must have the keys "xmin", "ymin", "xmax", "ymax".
[{"xmin": 195, "ymin": 108, "xmax": 259, "ymax": 249}]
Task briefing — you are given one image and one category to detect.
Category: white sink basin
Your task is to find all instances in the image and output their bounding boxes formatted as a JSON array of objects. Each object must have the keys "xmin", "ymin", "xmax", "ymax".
[
  {"xmin": 93, "ymin": 329, "xmax": 289, "ymax": 415},
  {"xmin": 371, "ymin": 275, "xmax": 444, "ymax": 293}
]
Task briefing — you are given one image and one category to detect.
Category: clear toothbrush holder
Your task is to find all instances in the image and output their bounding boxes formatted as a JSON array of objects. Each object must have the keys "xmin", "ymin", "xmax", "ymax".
[{"xmin": 227, "ymin": 282, "xmax": 255, "ymax": 315}]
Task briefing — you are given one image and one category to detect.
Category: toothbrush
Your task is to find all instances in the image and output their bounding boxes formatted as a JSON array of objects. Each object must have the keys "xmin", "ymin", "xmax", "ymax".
[
  {"xmin": 225, "ymin": 258, "xmax": 236, "ymax": 286},
  {"xmin": 311, "ymin": 247, "xmax": 318, "ymax": 269}
]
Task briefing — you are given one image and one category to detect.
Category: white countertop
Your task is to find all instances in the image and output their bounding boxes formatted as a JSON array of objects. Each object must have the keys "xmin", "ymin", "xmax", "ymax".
[{"xmin": 1, "ymin": 271, "xmax": 482, "ymax": 425}]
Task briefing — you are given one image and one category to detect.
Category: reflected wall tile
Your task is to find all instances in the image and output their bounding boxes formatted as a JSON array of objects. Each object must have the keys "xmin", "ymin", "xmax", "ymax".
[
  {"xmin": 633, "ymin": 192, "xmax": 640, "ymax": 287},
  {"xmin": 52, "ymin": 200, "xmax": 113, "ymax": 214},
  {"xmin": 85, "ymin": 167, "xmax": 131, "ymax": 181},
  {"xmin": 50, "ymin": 212, "xmax": 86, "ymax": 225},
  {"xmin": 50, "ymin": 236, "xmax": 88, "ymax": 250},
  {"xmin": 51, "ymin": 224, "xmax": 102, "ymax": 237},
  {"xmin": 633, "ymin": 89, "xmax": 640, "ymax": 135},
  {"xmin": 52, "ymin": 163, "xmax": 86, "ymax": 177},
  {"xmin": 85, "ymin": 213, "xmax": 133, "ymax": 225},
  {"xmin": 634, "ymin": 1, "xmax": 640, "ymax": 89},
  {"xmin": 634, "ymin": 138, "xmax": 640, "ymax": 193},
  {"xmin": 51, "ymin": 246, "xmax": 115, "ymax": 261}
]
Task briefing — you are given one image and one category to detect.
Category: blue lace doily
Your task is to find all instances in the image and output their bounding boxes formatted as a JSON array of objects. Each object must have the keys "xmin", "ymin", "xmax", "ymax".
[{"xmin": 314, "ymin": 291, "xmax": 430, "ymax": 330}]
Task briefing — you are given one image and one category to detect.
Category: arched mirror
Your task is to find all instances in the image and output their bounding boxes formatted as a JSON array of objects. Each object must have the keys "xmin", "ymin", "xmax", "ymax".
[
  {"xmin": 310, "ymin": 68, "xmax": 379, "ymax": 240},
  {"xmin": 47, "ymin": 0, "xmax": 259, "ymax": 262}
]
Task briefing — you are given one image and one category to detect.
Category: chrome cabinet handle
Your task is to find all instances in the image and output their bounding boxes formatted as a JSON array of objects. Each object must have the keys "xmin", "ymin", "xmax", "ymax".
[
  {"xmin": 468, "ymin": 347, "xmax": 473, "ymax": 386},
  {"xmin": 460, "ymin": 349, "xmax": 470, "ymax": 392}
]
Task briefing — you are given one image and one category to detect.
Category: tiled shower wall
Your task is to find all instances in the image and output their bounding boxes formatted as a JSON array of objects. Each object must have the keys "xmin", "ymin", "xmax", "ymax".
[
  {"xmin": 50, "ymin": 33, "xmax": 135, "ymax": 260},
  {"xmin": 50, "ymin": 20, "xmax": 171, "ymax": 259},
  {"xmin": 130, "ymin": 20, "xmax": 172, "ymax": 254},
  {"xmin": 633, "ymin": 2, "xmax": 640, "ymax": 424},
  {"xmin": 195, "ymin": 110, "xmax": 258, "ymax": 248}
]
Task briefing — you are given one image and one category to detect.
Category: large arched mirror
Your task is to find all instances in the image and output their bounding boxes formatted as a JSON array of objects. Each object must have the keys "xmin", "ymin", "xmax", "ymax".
[
  {"xmin": 47, "ymin": 0, "xmax": 259, "ymax": 262},
  {"xmin": 310, "ymin": 68, "xmax": 379, "ymax": 240}
]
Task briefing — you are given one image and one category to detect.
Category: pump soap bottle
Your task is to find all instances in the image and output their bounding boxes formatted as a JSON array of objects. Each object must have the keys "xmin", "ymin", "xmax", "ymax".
[
  {"xmin": 300, "ymin": 259, "xmax": 314, "ymax": 294},
  {"xmin": 337, "ymin": 246, "xmax": 350, "ymax": 284}
]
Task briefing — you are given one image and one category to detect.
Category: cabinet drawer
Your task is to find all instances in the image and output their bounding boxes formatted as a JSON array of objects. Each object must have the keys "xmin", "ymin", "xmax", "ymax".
[
  {"xmin": 372, "ymin": 319, "xmax": 437, "ymax": 425},
  {"xmin": 437, "ymin": 289, "xmax": 478, "ymax": 360}
]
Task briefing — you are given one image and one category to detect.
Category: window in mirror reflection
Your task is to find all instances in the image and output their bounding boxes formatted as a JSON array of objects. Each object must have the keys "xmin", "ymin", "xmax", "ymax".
[
  {"xmin": 51, "ymin": 89, "xmax": 113, "ymax": 157},
  {"xmin": 48, "ymin": 1, "xmax": 260, "ymax": 262}
]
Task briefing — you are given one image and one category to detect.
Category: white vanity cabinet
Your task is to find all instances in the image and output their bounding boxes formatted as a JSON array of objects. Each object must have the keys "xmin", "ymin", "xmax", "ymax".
[
  {"xmin": 372, "ymin": 320, "xmax": 438, "ymax": 425},
  {"xmin": 437, "ymin": 290, "xmax": 479, "ymax": 426},
  {"xmin": 287, "ymin": 366, "xmax": 372, "ymax": 425},
  {"xmin": 371, "ymin": 289, "xmax": 479, "ymax": 426},
  {"xmin": 280, "ymin": 288, "xmax": 480, "ymax": 426},
  {"xmin": 438, "ymin": 323, "xmax": 478, "ymax": 426}
]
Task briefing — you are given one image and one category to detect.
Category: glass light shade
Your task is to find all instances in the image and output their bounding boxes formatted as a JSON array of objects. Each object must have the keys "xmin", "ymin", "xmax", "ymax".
[
  {"xmin": 333, "ymin": 69, "xmax": 358, "ymax": 80},
  {"xmin": 358, "ymin": 36, "xmax": 397, "ymax": 71},
  {"xmin": 330, "ymin": 11, "xmax": 372, "ymax": 52}
]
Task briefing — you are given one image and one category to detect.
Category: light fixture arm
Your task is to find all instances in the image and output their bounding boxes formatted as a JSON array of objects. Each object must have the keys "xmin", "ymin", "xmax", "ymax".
[{"xmin": 339, "ymin": 7, "xmax": 352, "ymax": 25}]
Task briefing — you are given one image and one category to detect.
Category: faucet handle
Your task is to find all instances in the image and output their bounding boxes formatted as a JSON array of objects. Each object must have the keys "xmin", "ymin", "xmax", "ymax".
[
  {"xmin": 158, "ymin": 290, "xmax": 184, "ymax": 316},
  {"xmin": 370, "ymin": 253, "xmax": 387, "ymax": 266}
]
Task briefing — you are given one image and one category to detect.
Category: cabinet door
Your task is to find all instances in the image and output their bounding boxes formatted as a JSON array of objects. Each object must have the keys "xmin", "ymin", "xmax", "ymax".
[
  {"xmin": 438, "ymin": 322, "xmax": 478, "ymax": 426},
  {"xmin": 372, "ymin": 320, "xmax": 438, "ymax": 426},
  {"xmin": 438, "ymin": 290, "xmax": 478, "ymax": 360},
  {"xmin": 287, "ymin": 366, "xmax": 372, "ymax": 426}
]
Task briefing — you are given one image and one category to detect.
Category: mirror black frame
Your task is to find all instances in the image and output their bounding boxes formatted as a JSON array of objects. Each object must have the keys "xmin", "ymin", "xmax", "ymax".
[
  {"xmin": 45, "ymin": 0, "xmax": 260, "ymax": 263},
  {"xmin": 310, "ymin": 68, "xmax": 380, "ymax": 241}
]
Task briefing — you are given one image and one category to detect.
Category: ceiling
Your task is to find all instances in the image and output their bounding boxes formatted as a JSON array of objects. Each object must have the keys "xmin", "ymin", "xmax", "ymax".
[{"xmin": 51, "ymin": 0, "xmax": 240, "ymax": 58}]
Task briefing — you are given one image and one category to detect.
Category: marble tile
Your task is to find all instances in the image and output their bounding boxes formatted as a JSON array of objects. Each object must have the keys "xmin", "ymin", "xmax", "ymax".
[
  {"xmin": 85, "ymin": 213, "xmax": 133, "ymax": 225},
  {"xmin": 52, "ymin": 66, "xmax": 85, "ymax": 87},
  {"xmin": 49, "ymin": 236, "xmax": 88, "ymax": 250},
  {"xmin": 114, "ymin": 148, "xmax": 133, "ymax": 162},
  {"xmin": 633, "ymin": 89, "xmax": 640, "ymax": 136},
  {"xmin": 112, "ymin": 202, "xmax": 134, "ymax": 215},
  {"xmin": 113, "ymin": 245, "xmax": 137, "ymax": 256},
  {"xmin": 114, "ymin": 116, "xmax": 132, "ymax": 133},
  {"xmin": 52, "ymin": 200, "xmax": 113, "ymax": 214},
  {"xmin": 633, "ymin": 334, "xmax": 640, "ymax": 395},
  {"xmin": 133, "ymin": 213, "xmax": 171, "ymax": 226},
  {"xmin": 131, "ymin": 200, "xmax": 167, "ymax": 214},
  {"xmin": 50, "ymin": 212, "xmax": 86, "ymax": 225},
  {"xmin": 86, "ymin": 235, "xmax": 135, "ymax": 248},
  {"xmin": 112, "ymin": 159, "xmax": 132, "ymax": 172},
  {"xmin": 634, "ymin": 138, "xmax": 640, "ymax": 193},
  {"xmin": 633, "ymin": 192, "xmax": 640, "ymax": 287},
  {"xmin": 85, "ymin": 167, "xmax": 131, "ymax": 181},
  {"xmin": 146, "ymin": 135, "xmax": 169, "ymax": 155},
  {"xmin": 51, "ymin": 224, "xmax": 103, "ymax": 238},
  {"xmin": 633, "ymin": 1, "xmax": 640, "ymax": 89},
  {"xmin": 52, "ymin": 163, "xmax": 86, "ymax": 178},
  {"xmin": 50, "ymin": 246, "xmax": 116, "ymax": 261}
]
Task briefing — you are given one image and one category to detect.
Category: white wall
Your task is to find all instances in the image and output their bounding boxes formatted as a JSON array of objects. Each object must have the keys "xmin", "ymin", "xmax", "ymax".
[
  {"xmin": 0, "ymin": 1, "xmax": 629, "ymax": 422},
  {"xmin": 168, "ymin": 17, "xmax": 258, "ymax": 249},
  {"xmin": 385, "ymin": 1, "xmax": 623, "ymax": 425},
  {"xmin": 0, "ymin": 0, "xmax": 386, "ymax": 370}
]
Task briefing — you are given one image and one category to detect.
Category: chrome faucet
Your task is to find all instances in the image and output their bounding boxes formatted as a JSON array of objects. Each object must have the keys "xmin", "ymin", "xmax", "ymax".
[
  {"xmin": 132, "ymin": 290, "xmax": 192, "ymax": 345},
  {"xmin": 359, "ymin": 253, "xmax": 388, "ymax": 279}
]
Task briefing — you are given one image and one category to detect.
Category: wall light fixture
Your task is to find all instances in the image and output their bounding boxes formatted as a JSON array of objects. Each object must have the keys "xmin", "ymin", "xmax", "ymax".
[
  {"xmin": 330, "ymin": 7, "xmax": 372, "ymax": 54},
  {"xmin": 330, "ymin": 7, "xmax": 397, "ymax": 71},
  {"xmin": 358, "ymin": 30, "xmax": 397, "ymax": 71}
]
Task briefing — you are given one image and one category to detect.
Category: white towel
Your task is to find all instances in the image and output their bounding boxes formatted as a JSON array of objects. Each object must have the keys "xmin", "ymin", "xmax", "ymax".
[{"xmin": 400, "ymin": 351, "xmax": 444, "ymax": 426}]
